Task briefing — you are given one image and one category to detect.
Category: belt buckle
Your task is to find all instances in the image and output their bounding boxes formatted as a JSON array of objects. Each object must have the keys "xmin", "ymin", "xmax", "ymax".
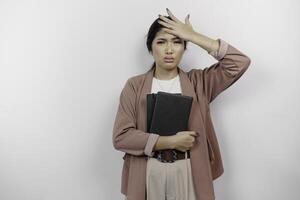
[{"xmin": 157, "ymin": 150, "xmax": 178, "ymax": 163}]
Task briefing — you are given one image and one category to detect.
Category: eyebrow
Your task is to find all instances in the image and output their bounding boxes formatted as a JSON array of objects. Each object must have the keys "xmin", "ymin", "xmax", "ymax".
[{"xmin": 156, "ymin": 37, "xmax": 181, "ymax": 41}]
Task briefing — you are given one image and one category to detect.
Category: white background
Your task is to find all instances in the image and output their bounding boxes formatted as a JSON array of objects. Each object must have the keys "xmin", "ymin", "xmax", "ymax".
[{"xmin": 0, "ymin": 0, "xmax": 299, "ymax": 199}]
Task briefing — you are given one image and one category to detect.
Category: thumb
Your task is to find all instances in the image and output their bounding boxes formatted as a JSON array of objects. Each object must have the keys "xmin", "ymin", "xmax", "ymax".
[{"xmin": 189, "ymin": 131, "xmax": 197, "ymax": 137}]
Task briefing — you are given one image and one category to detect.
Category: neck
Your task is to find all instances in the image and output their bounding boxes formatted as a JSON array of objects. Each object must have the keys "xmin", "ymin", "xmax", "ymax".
[{"xmin": 154, "ymin": 65, "xmax": 179, "ymax": 80}]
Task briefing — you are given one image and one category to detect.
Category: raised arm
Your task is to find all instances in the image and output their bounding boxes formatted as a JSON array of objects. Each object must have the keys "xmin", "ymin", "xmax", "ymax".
[
  {"xmin": 188, "ymin": 37, "xmax": 251, "ymax": 103},
  {"xmin": 157, "ymin": 9, "xmax": 251, "ymax": 103}
]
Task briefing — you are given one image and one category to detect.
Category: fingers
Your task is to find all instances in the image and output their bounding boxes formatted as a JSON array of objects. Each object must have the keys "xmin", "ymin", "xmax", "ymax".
[
  {"xmin": 185, "ymin": 14, "xmax": 191, "ymax": 25},
  {"xmin": 176, "ymin": 131, "xmax": 196, "ymax": 136},
  {"xmin": 159, "ymin": 14, "xmax": 176, "ymax": 25},
  {"xmin": 189, "ymin": 131, "xmax": 197, "ymax": 137},
  {"xmin": 166, "ymin": 8, "xmax": 181, "ymax": 23},
  {"xmin": 157, "ymin": 20, "xmax": 173, "ymax": 29},
  {"xmin": 161, "ymin": 28, "xmax": 177, "ymax": 37}
]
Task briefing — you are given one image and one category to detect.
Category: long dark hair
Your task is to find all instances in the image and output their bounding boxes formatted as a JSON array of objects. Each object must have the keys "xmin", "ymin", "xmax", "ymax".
[{"xmin": 145, "ymin": 15, "xmax": 187, "ymax": 72}]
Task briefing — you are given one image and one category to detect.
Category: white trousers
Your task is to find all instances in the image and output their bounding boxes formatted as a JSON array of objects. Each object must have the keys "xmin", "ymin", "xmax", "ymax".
[{"xmin": 146, "ymin": 152, "xmax": 197, "ymax": 200}]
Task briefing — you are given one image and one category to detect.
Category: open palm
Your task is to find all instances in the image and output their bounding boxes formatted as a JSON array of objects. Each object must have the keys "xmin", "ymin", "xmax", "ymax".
[{"xmin": 158, "ymin": 8, "xmax": 196, "ymax": 42}]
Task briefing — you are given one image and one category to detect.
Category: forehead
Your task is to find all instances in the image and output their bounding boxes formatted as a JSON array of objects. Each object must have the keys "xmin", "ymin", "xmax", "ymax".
[{"xmin": 154, "ymin": 30, "xmax": 181, "ymax": 40}]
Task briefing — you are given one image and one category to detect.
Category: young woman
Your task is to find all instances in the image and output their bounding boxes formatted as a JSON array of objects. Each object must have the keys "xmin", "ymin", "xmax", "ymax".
[{"xmin": 112, "ymin": 8, "xmax": 251, "ymax": 200}]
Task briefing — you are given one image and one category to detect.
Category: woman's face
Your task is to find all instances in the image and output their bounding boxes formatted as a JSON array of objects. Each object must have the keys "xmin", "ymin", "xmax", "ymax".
[{"xmin": 151, "ymin": 29, "xmax": 185, "ymax": 70}]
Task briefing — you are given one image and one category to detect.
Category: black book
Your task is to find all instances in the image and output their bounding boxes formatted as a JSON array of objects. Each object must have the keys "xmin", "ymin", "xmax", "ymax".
[{"xmin": 146, "ymin": 91, "xmax": 193, "ymax": 136}]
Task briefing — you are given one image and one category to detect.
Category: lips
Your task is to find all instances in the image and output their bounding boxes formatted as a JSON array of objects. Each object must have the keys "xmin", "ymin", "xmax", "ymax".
[{"xmin": 164, "ymin": 57, "xmax": 174, "ymax": 62}]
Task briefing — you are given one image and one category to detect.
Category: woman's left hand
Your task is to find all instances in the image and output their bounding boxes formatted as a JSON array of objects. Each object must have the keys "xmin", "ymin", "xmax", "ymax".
[{"xmin": 158, "ymin": 8, "xmax": 196, "ymax": 42}]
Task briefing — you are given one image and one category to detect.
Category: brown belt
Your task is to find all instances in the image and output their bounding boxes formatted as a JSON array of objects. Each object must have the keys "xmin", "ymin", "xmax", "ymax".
[{"xmin": 152, "ymin": 149, "xmax": 190, "ymax": 163}]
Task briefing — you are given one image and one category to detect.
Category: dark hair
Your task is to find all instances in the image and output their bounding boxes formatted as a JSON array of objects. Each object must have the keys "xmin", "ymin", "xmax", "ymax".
[{"xmin": 146, "ymin": 16, "xmax": 187, "ymax": 70}]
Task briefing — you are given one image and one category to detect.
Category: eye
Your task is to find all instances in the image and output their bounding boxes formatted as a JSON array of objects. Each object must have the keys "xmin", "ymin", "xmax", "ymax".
[
  {"xmin": 174, "ymin": 41, "xmax": 182, "ymax": 44},
  {"xmin": 157, "ymin": 41, "xmax": 164, "ymax": 44}
]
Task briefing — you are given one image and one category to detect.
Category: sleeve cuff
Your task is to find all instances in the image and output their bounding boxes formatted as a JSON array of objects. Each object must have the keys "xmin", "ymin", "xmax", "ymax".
[
  {"xmin": 208, "ymin": 38, "xmax": 229, "ymax": 60},
  {"xmin": 144, "ymin": 133, "xmax": 160, "ymax": 157}
]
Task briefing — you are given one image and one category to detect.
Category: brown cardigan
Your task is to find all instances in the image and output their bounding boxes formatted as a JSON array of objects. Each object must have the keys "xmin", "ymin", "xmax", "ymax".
[{"xmin": 112, "ymin": 39, "xmax": 251, "ymax": 200}]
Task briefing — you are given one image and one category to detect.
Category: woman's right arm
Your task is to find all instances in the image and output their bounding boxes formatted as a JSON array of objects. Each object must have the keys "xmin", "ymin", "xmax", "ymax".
[
  {"xmin": 112, "ymin": 78, "xmax": 173, "ymax": 156},
  {"xmin": 112, "ymin": 78, "xmax": 195, "ymax": 156},
  {"xmin": 155, "ymin": 131, "xmax": 198, "ymax": 152},
  {"xmin": 153, "ymin": 136, "xmax": 175, "ymax": 151}
]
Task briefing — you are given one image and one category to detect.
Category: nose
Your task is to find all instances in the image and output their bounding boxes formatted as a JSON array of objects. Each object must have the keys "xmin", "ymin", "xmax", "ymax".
[{"xmin": 165, "ymin": 43, "xmax": 174, "ymax": 54}]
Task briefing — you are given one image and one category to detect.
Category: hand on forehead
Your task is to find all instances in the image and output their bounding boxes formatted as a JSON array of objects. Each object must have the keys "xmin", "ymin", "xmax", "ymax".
[{"xmin": 157, "ymin": 28, "xmax": 181, "ymax": 39}]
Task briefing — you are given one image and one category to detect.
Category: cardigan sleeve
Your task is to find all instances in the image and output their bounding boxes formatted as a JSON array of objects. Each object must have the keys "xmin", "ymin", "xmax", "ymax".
[
  {"xmin": 188, "ymin": 39, "xmax": 251, "ymax": 103},
  {"xmin": 112, "ymin": 78, "xmax": 159, "ymax": 156}
]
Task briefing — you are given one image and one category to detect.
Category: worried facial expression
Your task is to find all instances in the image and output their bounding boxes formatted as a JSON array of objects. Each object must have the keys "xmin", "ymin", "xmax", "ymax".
[{"xmin": 151, "ymin": 30, "xmax": 185, "ymax": 70}]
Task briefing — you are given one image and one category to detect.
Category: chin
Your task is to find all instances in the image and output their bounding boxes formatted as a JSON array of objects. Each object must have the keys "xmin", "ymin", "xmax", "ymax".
[
  {"xmin": 163, "ymin": 65, "xmax": 176, "ymax": 70},
  {"xmin": 163, "ymin": 62, "xmax": 177, "ymax": 68}
]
